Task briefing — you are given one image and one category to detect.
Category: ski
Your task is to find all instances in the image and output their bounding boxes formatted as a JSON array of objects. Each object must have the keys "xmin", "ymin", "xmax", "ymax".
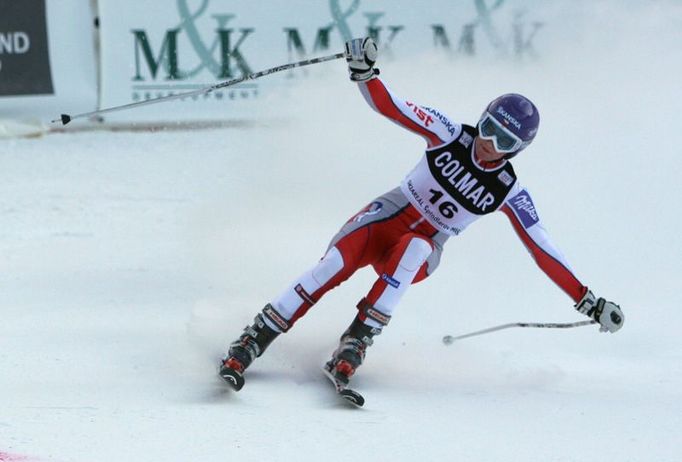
[
  {"xmin": 218, "ymin": 360, "xmax": 364, "ymax": 405},
  {"xmin": 322, "ymin": 364, "xmax": 365, "ymax": 407},
  {"xmin": 218, "ymin": 365, "xmax": 245, "ymax": 391}
]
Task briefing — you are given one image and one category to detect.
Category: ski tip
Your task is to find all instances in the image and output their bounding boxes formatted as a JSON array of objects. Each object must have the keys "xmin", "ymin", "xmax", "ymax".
[
  {"xmin": 339, "ymin": 389, "xmax": 365, "ymax": 407},
  {"xmin": 323, "ymin": 365, "xmax": 365, "ymax": 407},
  {"xmin": 218, "ymin": 367, "xmax": 245, "ymax": 391}
]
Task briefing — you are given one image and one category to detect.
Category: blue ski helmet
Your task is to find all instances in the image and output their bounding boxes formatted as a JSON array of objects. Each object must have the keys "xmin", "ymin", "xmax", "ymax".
[{"xmin": 478, "ymin": 93, "xmax": 540, "ymax": 159}]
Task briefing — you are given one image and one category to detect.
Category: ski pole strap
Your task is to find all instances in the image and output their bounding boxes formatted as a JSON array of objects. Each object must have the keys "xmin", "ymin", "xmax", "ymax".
[{"xmin": 442, "ymin": 319, "xmax": 597, "ymax": 344}]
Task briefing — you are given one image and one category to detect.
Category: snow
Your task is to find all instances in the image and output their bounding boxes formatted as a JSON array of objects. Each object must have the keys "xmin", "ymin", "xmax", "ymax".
[{"xmin": 2, "ymin": 4, "xmax": 682, "ymax": 462}]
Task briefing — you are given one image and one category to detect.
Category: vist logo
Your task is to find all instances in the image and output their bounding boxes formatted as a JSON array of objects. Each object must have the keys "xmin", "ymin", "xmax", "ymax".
[
  {"xmin": 405, "ymin": 102, "xmax": 435, "ymax": 127},
  {"xmin": 509, "ymin": 190, "xmax": 539, "ymax": 228}
]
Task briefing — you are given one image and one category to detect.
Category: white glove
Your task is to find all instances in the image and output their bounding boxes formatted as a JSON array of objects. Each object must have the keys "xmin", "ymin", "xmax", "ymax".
[
  {"xmin": 575, "ymin": 290, "xmax": 624, "ymax": 333},
  {"xmin": 344, "ymin": 37, "xmax": 379, "ymax": 82}
]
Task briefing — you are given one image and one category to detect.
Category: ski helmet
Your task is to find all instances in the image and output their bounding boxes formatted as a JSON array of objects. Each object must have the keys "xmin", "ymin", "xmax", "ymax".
[{"xmin": 478, "ymin": 93, "xmax": 539, "ymax": 159}]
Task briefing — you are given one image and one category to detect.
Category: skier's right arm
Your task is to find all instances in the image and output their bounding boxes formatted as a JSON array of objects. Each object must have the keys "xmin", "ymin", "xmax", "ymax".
[{"xmin": 344, "ymin": 38, "xmax": 459, "ymax": 149}]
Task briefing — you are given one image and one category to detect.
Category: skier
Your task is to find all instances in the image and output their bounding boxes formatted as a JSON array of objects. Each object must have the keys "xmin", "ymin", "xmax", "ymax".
[{"xmin": 219, "ymin": 37, "xmax": 624, "ymax": 393}]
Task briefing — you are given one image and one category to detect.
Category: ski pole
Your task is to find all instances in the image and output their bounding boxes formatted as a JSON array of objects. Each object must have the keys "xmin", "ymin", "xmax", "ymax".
[
  {"xmin": 52, "ymin": 52, "xmax": 346, "ymax": 126},
  {"xmin": 442, "ymin": 319, "xmax": 597, "ymax": 344}
]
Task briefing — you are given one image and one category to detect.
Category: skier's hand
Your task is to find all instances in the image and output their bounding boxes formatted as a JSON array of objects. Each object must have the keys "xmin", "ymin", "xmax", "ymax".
[
  {"xmin": 575, "ymin": 289, "xmax": 624, "ymax": 333},
  {"xmin": 344, "ymin": 37, "xmax": 379, "ymax": 82}
]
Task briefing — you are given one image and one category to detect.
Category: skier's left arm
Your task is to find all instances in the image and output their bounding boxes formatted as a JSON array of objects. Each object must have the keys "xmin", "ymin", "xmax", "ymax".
[{"xmin": 500, "ymin": 187, "xmax": 624, "ymax": 333}]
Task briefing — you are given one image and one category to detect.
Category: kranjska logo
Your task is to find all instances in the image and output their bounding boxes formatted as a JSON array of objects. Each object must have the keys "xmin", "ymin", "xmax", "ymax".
[{"xmin": 496, "ymin": 106, "xmax": 522, "ymax": 129}]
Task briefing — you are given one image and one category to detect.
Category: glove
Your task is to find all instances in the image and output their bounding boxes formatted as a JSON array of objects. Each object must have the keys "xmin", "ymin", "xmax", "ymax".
[
  {"xmin": 344, "ymin": 37, "xmax": 379, "ymax": 82},
  {"xmin": 575, "ymin": 289, "xmax": 624, "ymax": 333}
]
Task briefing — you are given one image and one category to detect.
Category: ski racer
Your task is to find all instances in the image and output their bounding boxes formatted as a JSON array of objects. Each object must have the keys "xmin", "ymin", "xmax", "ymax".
[{"xmin": 218, "ymin": 37, "xmax": 624, "ymax": 391}]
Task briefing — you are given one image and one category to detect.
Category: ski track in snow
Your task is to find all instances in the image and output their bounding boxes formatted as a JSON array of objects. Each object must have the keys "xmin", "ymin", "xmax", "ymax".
[{"xmin": 2, "ymin": 4, "xmax": 682, "ymax": 462}]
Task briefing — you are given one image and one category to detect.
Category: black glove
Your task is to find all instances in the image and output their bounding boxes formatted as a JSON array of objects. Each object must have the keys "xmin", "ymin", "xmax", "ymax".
[{"xmin": 575, "ymin": 289, "xmax": 624, "ymax": 333}]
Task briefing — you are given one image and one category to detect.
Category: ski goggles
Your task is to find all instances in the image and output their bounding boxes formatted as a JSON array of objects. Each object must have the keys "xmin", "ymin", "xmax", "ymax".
[{"xmin": 478, "ymin": 113, "xmax": 525, "ymax": 154}]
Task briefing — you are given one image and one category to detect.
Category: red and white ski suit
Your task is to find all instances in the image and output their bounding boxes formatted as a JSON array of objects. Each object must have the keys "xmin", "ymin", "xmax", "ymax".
[{"xmin": 265, "ymin": 78, "xmax": 587, "ymax": 332}]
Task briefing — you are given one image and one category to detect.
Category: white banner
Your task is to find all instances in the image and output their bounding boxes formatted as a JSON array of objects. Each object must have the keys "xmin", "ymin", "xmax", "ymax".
[
  {"xmin": 96, "ymin": 0, "xmax": 549, "ymax": 123},
  {"xmin": 0, "ymin": 0, "xmax": 97, "ymax": 123}
]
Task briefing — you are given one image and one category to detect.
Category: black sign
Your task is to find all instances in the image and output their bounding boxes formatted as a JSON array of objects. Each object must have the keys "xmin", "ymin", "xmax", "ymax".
[{"xmin": 0, "ymin": 0, "xmax": 54, "ymax": 96}]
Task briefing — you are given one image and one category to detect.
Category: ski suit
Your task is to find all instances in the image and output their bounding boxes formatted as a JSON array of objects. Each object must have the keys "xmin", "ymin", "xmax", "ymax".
[{"xmin": 263, "ymin": 78, "xmax": 587, "ymax": 332}]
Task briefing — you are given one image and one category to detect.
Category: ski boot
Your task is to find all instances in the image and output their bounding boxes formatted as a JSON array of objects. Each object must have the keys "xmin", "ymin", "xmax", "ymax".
[
  {"xmin": 219, "ymin": 307, "xmax": 281, "ymax": 390},
  {"xmin": 324, "ymin": 312, "xmax": 383, "ymax": 386}
]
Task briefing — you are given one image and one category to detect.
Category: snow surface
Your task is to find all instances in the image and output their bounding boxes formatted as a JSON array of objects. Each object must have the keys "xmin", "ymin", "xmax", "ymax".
[{"xmin": 2, "ymin": 4, "xmax": 682, "ymax": 462}]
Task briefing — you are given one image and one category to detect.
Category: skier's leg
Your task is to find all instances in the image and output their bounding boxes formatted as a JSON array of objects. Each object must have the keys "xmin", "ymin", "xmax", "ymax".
[
  {"xmin": 267, "ymin": 222, "xmax": 376, "ymax": 329},
  {"xmin": 326, "ymin": 234, "xmax": 435, "ymax": 384},
  {"xmin": 365, "ymin": 234, "xmax": 434, "ymax": 325},
  {"xmin": 219, "ymin": 225, "xmax": 372, "ymax": 379},
  {"xmin": 220, "ymin": 192, "xmax": 409, "ymax": 382},
  {"xmin": 262, "ymin": 196, "xmax": 411, "ymax": 330}
]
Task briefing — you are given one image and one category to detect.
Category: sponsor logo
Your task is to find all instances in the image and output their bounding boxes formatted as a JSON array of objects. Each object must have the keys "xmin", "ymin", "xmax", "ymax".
[
  {"xmin": 458, "ymin": 131, "xmax": 473, "ymax": 148},
  {"xmin": 497, "ymin": 170, "xmax": 514, "ymax": 186},
  {"xmin": 381, "ymin": 273, "xmax": 401, "ymax": 289},
  {"xmin": 127, "ymin": 0, "xmax": 544, "ymax": 102},
  {"xmin": 496, "ymin": 106, "xmax": 521, "ymax": 129},
  {"xmin": 366, "ymin": 307, "xmax": 391, "ymax": 326},
  {"xmin": 432, "ymin": 151, "xmax": 496, "ymax": 212},
  {"xmin": 0, "ymin": 32, "xmax": 30, "ymax": 54},
  {"xmin": 294, "ymin": 284, "xmax": 316, "ymax": 306},
  {"xmin": 509, "ymin": 190, "xmax": 539, "ymax": 228},
  {"xmin": 353, "ymin": 201, "xmax": 383, "ymax": 222},
  {"xmin": 0, "ymin": 0, "xmax": 54, "ymax": 96},
  {"xmin": 263, "ymin": 304, "xmax": 290, "ymax": 331},
  {"xmin": 405, "ymin": 102, "xmax": 435, "ymax": 127},
  {"xmin": 423, "ymin": 106, "xmax": 458, "ymax": 137}
]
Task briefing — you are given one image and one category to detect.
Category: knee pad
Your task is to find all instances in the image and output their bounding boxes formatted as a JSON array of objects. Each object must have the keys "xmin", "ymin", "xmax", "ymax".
[
  {"xmin": 312, "ymin": 246, "xmax": 344, "ymax": 286},
  {"xmin": 398, "ymin": 237, "xmax": 433, "ymax": 272}
]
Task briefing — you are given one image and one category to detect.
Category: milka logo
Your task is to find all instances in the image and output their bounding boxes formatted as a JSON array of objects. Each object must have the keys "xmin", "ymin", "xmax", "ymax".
[
  {"xmin": 513, "ymin": 194, "xmax": 537, "ymax": 219},
  {"xmin": 510, "ymin": 191, "xmax": 539, "ymax": 228},
  {"xmin": 496, "ymin": 106, "xmax": 521, "ymax": 129}
]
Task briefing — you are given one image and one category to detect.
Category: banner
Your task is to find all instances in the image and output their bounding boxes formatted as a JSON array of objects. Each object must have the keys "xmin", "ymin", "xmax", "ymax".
[
  {"xmin": 0, "ymin": 0, "xmax": 54, "ymax": 96},
  {"xmin": 0, "ymin": 0, "xmax": 97, "ymax": 123},
  {"xmin": 97, "ymin": 0, "xmax": 548, "ymax": 122}
]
